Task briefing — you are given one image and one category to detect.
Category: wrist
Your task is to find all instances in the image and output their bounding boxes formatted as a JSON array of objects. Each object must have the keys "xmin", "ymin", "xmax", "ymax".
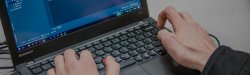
[{"xmin": 197, "ymin": 50, "xmax": 214, "ymax": 72}]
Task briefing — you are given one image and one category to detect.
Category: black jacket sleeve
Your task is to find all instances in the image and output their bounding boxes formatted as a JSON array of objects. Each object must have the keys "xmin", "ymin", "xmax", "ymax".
[{"xmin": 201, "ymin": 45, "xmax": 250, "ymax": 75}]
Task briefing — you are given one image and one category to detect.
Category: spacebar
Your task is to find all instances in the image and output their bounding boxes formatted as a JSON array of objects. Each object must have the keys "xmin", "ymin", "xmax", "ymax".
[{"xmin": 120, "ymin": 59, "xmax": 136, "ymax": 69}]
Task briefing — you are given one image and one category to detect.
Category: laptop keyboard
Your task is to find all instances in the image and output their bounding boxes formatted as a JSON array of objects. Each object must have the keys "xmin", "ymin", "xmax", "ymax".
[{"xmin": 27, "ymin": 22, "xmax": 167, "ymax": 75}]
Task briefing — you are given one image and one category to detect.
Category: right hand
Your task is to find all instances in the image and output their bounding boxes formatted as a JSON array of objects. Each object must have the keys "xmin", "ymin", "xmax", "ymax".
[{"xmin": 157, "ymin": 6, "xmax": 216, "ymax": 72}]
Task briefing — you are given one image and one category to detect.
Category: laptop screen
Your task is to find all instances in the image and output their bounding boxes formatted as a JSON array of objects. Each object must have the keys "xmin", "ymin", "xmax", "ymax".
[{"xmin": 4, "ymin": 0, "xmax": 142, "ymax": 52}]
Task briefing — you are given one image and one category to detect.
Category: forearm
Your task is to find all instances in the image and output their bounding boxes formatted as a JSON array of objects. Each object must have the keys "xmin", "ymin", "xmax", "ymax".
[{"xmin": 201, "ymin": 46, "xmax": 250, "ymax": 75}]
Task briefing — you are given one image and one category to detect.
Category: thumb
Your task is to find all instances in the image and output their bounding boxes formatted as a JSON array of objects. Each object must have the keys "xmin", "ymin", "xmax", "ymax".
[{"xmin": 105, "ymin": 56, "xmax": 120, "ymax": 75}]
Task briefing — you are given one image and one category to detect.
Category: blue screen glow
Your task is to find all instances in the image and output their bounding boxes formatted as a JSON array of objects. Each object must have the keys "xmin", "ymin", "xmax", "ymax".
[{"xmin": 4, "ymin": 0, "xmax": 142, "ymax": 52}]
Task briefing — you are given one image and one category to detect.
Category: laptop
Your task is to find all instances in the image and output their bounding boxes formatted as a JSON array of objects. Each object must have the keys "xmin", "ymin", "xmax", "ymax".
[{"xmin": 0, "ymin": 0, "xmax": 199, "ymax": 75}]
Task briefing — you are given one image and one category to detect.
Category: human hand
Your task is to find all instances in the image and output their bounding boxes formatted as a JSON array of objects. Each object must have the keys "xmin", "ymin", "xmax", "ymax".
[
  {"xmin": 47, "ymin": 49, "xmax": 120, "ymax": 75},
  {"xmin": 157, "ymin": 6, "xmax": 216, "ymax": 72}
]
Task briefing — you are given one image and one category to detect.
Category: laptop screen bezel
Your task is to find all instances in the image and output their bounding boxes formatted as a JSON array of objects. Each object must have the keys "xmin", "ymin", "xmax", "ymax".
[{"xmin": 0, "ymin": 0, "xmax": 149, "ymax": 66}]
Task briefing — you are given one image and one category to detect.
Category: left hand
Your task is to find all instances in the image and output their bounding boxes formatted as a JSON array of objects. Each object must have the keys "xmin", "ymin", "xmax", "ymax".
[{"xmin": 47, "ymin": 49, "xmax": 120, "ymax": 75}]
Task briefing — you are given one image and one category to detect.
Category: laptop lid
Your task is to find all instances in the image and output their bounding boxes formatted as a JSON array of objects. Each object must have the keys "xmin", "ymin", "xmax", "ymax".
[{"xmin": 0, "ymin": 0, "xmax": 149, "ymax": 66}]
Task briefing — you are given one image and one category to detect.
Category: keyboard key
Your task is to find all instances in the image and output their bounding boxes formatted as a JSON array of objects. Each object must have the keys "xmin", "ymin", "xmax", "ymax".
[
  {"xmin": 111, "ymin": 44, "xmax": 122, "ymax": 50},
  {"xmin": 127, "ymin": 32, "xmax": 136, "ymax": 38},
  {"xmin": 88, "ymin": 47, "xmax": 96, "ymax": 52},
  {"xmin": 111, "ymin": 50, "xmax": 120, "ymax": 57},
  {"xmin": 128, "ymin": 50, "xmax": 139, "ymax": 57},
  {"xmin": 42, "ymin": 64, "xmax": 52, "ymax": 70},
  {"xmin": 50, "ymin": 62, "xmax": 55, "ymax": 67},
  {"xmin": 77, "ymin": 46, "xmax": 86, "ymax": 51},
  {"xmin": 114, "ymin": 34, "xmax": 121, "ymax": 37},
  {"xmin": 111, "ymin": 38, "xmax": 120, "ymax": 44},
  {"xmin": 107, "ymin": 36, "xmax": 114, "ymax": 40},
  {"xmin": 100, "ymin": 38, "xmax": 108, "ymax": 43},
  {"xmin": 120, "ymin": 41, "xmax": 129, "ymax": 47},
  {"xmin": 32, "ymin": 67, "xmax": 43, "ymax": 74},
  {"xmin": 136, "ymin": 47, "xmax": 147, "ymax": 54},
  {"xmin": 127, "ymin": 44, "xmax": 137, "ymax": 50},
  {"xmin": 128, "ymin": 29, "xmax": 134, "ymax": 32},
  {"xmin": 135, "ymin": 41, "xmax": 144, "ymax": 47},
  {"xmin": 94, "ymin": 44, "xmax": 104, "ymax": 50},
  {"xmin": 134, "ymin": 26, "xmax": 141, "ymax": 30},
  {"xmin": 92, "ymin": 41, "xmax": 101, "ymax": 45},
  {"xmin": 142, "ymin": 22, "xmax": 150, "ymax": 27},
  {"xmin": 119, "ymin": 35, "xmax": 128, "ymax": 41},
  {"xmin": 152, "ymin": 41, "xmax": 162, "ymax": 47},
  {"xmin": 135, "ymin": 35, "xmax": 145, "ymax": 41},
  {"xmin": 120, "ymin": 31, "xmax": 127, "ymax": 35},
  {"xmin": 97, "ymin": 63, "xmax": 105, "ymax": 70},
  {"xmin": 143, "ymin": 32, "xmax": 153, "ymax": 38},
  {"xmin": 134, "ymin": 29, "xmax": 143, "ymax": 35},
  {"xmin": 134, "ymin": 56, "xmax": 143, "ymax": 62},
  {"xmin": 128, "ymin": 38, "xmax": 137, "ymax": 44},
  {"xmin": 150, "ymin": 36, "xmax": 159, "ymax": 41},
  {"xmin": 95, "ymin": 57, "xmax": 103, "ymax": 64},
  {"xmin": 143, "ymin": 38, "xmax": 153, "ymax": 44},
  {"xmin": 103, "ymin": 41, "xmax": 112, "ymax": 47},
  {"xmin": 115, "ymin": 57, "xmax": 122, "ymax": 63},
  {"xmin": 145, "ymin": 44, "xmax": 154, "ymax": 50},
  {"xmin": 28, "ymin": 63, "xmax": 41, "ymax": 69},
  {"xmin": 85, "ymin": 44, "xmax": 92, "ymax": 48},
  {"xmin": 41, "ymin": 60, "xmax": 48, "ymax": 65},
  {"xmin": 155, "ymin": 47, "xmax": 166, "ymax": 56},
  {"xmin": 95, "ymin": 50, "xmax": 105, "ymax": 56},
  {"xmin": 141, "ymin": 53, "xmax": 150, "ymax": 59},
  {"xmin": 119, "ymin": 47, "xmax": 129, "ymax": 54},
  {"xmin": 154, "ymin": 48, "xmax": 161, "ymax": 52},
  {"xmin": 148, "ymin": 50, "xmax": 157, "ymax": 56},
  {"xmin": 159, "ymin": 47, "xmax": 167, "ymax": 55},
  {"xmin": 143, "ymin": 26, "xmax": 154, "ymax": 31},
  {"xmin": 151, "ymin": 29, "xmax": 158, "ymax": 35},
  {"xmin": 120, "ymin": 59, "xmax": 136, "ymax": 69},
  {"xmin": 103, "ymin": 47, "xmax": 113, "ymax": 53},
  {"xmin": 48, "ymin": 58, "xmax": 54, "ymax": 62},
  {"xmin": 120, "ymin": 54, "xmax": 130, "ymax": 60}
]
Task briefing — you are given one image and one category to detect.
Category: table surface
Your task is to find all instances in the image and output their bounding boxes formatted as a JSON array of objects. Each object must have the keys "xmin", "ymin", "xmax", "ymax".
[{"xmin": 1, "ymin": 0, "xmax": 250, "ymax": 74}]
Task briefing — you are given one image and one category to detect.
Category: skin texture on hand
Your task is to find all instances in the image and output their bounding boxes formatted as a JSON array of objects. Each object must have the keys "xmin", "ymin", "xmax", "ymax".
[
  {"xmin": 47, "ymin": 49, "xmax": 120, "ymax": 75},
  {"xmin": 157, "ymin": 6, "xmax": 216, "ymax": 72}
]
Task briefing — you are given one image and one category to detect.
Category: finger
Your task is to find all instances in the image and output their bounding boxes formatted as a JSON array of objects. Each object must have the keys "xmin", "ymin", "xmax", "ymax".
[
  {"xmin": 47, "ymin": 68, "xmax": 56, "ymax": 75},
  {"xmin": 54, "ymin": 55, "xmax": 65, "ymax": 75},
  {"xmin": 157, "ymin": 29, "xmax": 171, "ymax": 40},
  {"xmin": 179, "ymin": 12, "xmax": 193, "ymax": 22},
  {"xmin": 105, "ymin": 56, "xmax": 120, "ymax": 75},
  {"xmin": 64, "ymin": 49, "xmax": 78, "ymax": 65},
  {"xmin": 158, "ymin": 10, "xmax": 167, "ymax": 29},
  {"xmin": 165, "ymin": 6, "xmax": 184, "ymax": 30},
  {"xmin": 79, "ymin": 50, "xmax": 98, "ymax": 72},
  {"xmin": 79, "ymin": 50, "xmax": 95, "ymax": 64},
  {"xmin": 157, "ymin": 30, "xmax": 184, "ymax": 56}
]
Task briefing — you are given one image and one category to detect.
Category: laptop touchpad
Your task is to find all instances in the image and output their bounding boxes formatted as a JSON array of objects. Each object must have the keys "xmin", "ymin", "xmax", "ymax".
[
  {"xmin": 121, "ymin": 64, "xmax": 149, "ymax": 75},
  {"xmin": 140, "ymin": 56, "xmax": 176, "ymax": 75}
]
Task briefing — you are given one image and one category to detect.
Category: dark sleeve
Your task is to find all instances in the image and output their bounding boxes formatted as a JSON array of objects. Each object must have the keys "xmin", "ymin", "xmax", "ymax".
[{"xmin": 201, "ymin": 45, "xmax": 250, "ymax": 75}]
